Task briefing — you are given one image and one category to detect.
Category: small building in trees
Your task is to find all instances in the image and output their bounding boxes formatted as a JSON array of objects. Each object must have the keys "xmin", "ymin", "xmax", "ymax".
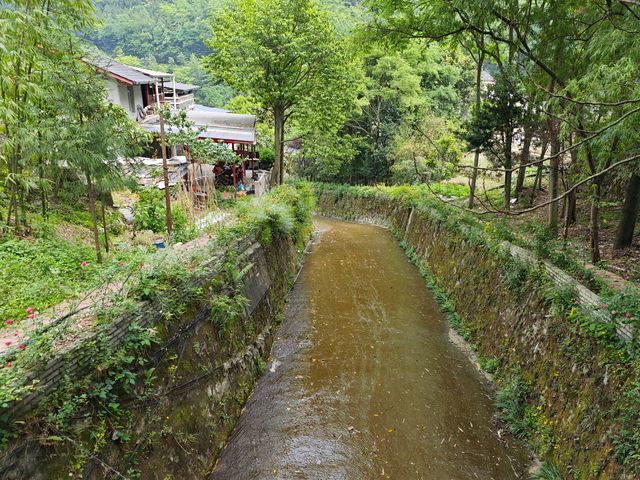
[
  {"xmin": 140, "ymin": 109, "xmax": 260, "ymax": 195},
  {"xmin": 84, "ymin": 56, "xmax": 196, "ymax": 120},
  {"xmin": 481, "ymin": 70, "xmax": 496, "ymax": 93},
  {"xmin": 140, "ymin": 110, "xmax": 257, "ymax": 159},
  {"xmin": 86, "ymin": 57, "xmax": 267, "ymax": 196}
]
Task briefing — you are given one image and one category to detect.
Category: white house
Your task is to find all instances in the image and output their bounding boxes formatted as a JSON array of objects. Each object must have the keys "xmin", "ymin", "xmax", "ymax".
[
  {"xmin": 85, "ymin": 56, "xmax": 161, "ymax": 120},
  {"xmin": 86, "ymin": 56, "xmax": 199, "ymax": 121}
]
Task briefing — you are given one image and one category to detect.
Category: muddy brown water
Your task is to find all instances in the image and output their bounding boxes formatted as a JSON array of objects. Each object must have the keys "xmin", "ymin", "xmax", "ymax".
[{"xmin": 210, "ymin": 218, "xmax": 529, "ymax": 479}]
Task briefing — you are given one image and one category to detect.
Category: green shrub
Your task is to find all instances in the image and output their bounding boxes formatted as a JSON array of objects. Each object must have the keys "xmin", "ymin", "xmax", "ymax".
[
  {"xmin": 478, "ymin": 354, "xmax": 499, "ymax": 374},
  {"xmin": 133, "ymin": 188, "xmax": 167, "ymax": 233},
  {"xmin": 133, "ymin": 188, "xmax": 197, "ymax": 243},
  {"xmin": 531, "ymin": 462, "xmax": 562, "ymax": 480},
  {"xmin": 258, "ymin": 147, "xmax": 275, "ymax": 169},
  {"xmin": 496, "ymin": 376, "xmax": 530, "ymax": 439}
]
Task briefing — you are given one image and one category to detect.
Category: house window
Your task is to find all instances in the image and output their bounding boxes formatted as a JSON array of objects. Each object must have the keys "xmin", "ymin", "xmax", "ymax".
[{"xmin": 127, "ymin": 86, "xmax": 135, "ymax": 112}]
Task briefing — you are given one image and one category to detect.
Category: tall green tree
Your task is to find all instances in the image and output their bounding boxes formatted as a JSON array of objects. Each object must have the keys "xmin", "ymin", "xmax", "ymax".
[
  {"xmin": 0, "ymin": 0, "xmax": 94, "ymax": 231},
  {"xmin": 465, "ymin": 72, "xmax": 524, "ymax": 208},
  {"xmin": 53, "ymin": 51, "xmax": 143, "ymax": 262},
  {"xmin": 205, "ymin": 0, "xmax": 358, "ymax": 184}
]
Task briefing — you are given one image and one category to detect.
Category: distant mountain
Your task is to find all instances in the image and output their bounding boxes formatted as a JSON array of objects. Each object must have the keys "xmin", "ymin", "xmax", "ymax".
[
  {"xmin": 87, "ymin": 0, "xmax": 213, "ymax": 64},
  {"xmin": 87, "ymin": 0, "xmax": 362, "ymax": 64}
]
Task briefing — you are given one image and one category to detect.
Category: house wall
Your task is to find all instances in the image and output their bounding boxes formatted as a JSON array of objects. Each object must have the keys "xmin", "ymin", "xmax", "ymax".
[{"xmin": 104, "ymin": 77, "xmax": 145, "ymax": 120}]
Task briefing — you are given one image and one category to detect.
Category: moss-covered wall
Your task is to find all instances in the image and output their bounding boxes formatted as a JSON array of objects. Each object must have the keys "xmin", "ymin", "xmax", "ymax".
[
  {"xmin": 0, "ymin": 231, "xmax": 299, "ymax": 480},
  {"xmin": 316, "ymin": 190, "xmax": 639, "ymax": 480}
]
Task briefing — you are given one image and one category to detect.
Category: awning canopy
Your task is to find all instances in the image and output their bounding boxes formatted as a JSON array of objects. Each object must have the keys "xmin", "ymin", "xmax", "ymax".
[
  {"xmin": 129, "ymin": 65, "xmax": 174, "ymax": 81},
  {"xmin": 165, "ymin": 82, "xmax": 201, "ymax": 93},
  {"xmin": 141, "ymin": 110, "xmax": 257, "ymax": 144}
]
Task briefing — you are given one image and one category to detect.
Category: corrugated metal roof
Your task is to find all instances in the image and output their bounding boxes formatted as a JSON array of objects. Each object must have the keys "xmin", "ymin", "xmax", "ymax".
[
  {"xmin": 129, "ymin": 65, "xmax": 173, "ymax": 80},
  {"xmin": 140, "ymin": 111, "xmax": 257, "ymax": 144},
  {"xmin": 85, "ymin": 55, "xmax": 157, "ymax": 85},
  {"xmin": 198, "ymin": 127, "xmax": 255, "ymax": 143},
  {"xmin": 193, "ymin": 104, "xmax": 229, "ymax": 113},
  {"xmin": 166, "ymin": 82, "xmax": 201, "ymax": 92},
  {"xmin": 186, "ymin": 111, "xmax": 255, "ymax": 130}
]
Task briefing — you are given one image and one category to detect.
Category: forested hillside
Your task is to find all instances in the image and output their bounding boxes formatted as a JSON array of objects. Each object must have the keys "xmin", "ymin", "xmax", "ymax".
[
  {"xmin": 86, "ymin": 0, "xmax": 363, "ymax": 107},
  {"xmin": 90, "ymin": 0, "xmax": 211, "ymax": 61}
]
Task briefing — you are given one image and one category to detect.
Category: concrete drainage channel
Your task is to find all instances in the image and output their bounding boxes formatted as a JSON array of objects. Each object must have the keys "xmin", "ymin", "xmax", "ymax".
[{"xmin": 209, "ymin": 217, "xmax": 530, "ymax": 479}]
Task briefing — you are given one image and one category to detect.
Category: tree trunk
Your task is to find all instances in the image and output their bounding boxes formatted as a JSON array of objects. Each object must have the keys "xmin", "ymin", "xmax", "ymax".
[
  {"xmin": 548, "ymin": 122, "xmax": 561, "ymax": 237},
  {"xmin": 515, "ymin": 127, "xmax": 532, "ymax": 199},
  {"xmin": 532, "ymin": 138, "xmax": 548, "ymax": 201},
  {"xmin": 562, "ymin": 143, "xmax": 577, "ymax": 228},
  {"xmin": 614, "ymin": 174, "xmax": 640, "ymax": 249},
  {"xmin": 562, "ymin": 189, "xmax": 577, "ymax": 243},
  {"xmin": 6, "ymin": 183, "xmax": 16, "ymax": 227},
  {"xmin": 40, "ymin": 162, "xmax": 47, "ymax": 219},
  {"xmin": 279, "ymin": 112, "xmax": 285, "ymax": 184},
  {"xmin": 270, "ymin": 106, "xmax": 285, "ymax": 187},
  {"xmin": 566, "ymin": 189, "xmax": 577, "ymax": 225},
  {"xmin": 86, "ymin": 173, "xmax": 103, "ymax": 264},
  {"xmin": 589, "ymin": 179, "xmax": 602, "ymax": 263},
  {"xmin": 504, "ymin": 134, "xmax": 513, "ymax": 208},
  {"xmin": 101, "ymin": 200, "xmax": 110, "ymax": 254},
  {"xmin": 19, "ymin": 186, "xmax": 26, "ymax": 227},
  {"xmin": 468, "ymin": 49, "xmax": 484, "ymax": 209}
]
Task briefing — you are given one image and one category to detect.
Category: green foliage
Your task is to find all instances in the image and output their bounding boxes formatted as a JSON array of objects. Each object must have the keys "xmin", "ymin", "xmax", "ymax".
[
  {"xmin": 531, "ymin": 463, "xmax": 563, "ymax": 480},
  {"xmin": 322, "ymin": 42, "xmax": 473, "ymax": 185},
  {"xmin": 503, "ymin": 258, "xmax": 530, "ymax": 296},
  {"xmin": 89, "ymin": 0, "xmax": 212, "ymax": 64},
  {"xmin": 206, "ymin": 0, "xmax": 360, "ymax": 181},
  {"xmin": 210, "ymin": 295, "xmax": 250, "ymax": 337},
  {"xmin": 258, "ymin": 148, "xmax": 275, "ymax": 170},
  {"xmin": 496, "ymin": 376, "xmax": 531, "ymax": 439},
  {"xmin": 599, "ymin": 284, "xmax": 640, "ymax": 331},
  {"xmin": 133, "ymin": 189, "xmax": 168, "ymax": 233},
  {"xmin": 390, "ymin": 116, "xmax": 464, "ymax": 184},
  {"xmin": 464, "ymin": 71, "xmax": 524, "ymax": 156},
  {"xmin": 613, "ymin": 374, "xmax": 640, "ymax": 468},
  {"xmin": 0, "ymin": 236, "xmax": 143, "ymax": 325},
  {"xmin": 133, "ymin": 188, "xmax": 197, "ymax": 243},
  {"xmin": 568, "ymin": 306, "xmax": 617, "ymax": 342},
  {"xmin": 255, "ymin": 356, "xmax": 267, "ymax": 375},
  {"xmin": 477, "ymin": 355, "xmax": 499, "ymax": 374},
  {"xmin": 544, "ymin": 282, "xmax": 577, "ymax": 317}
]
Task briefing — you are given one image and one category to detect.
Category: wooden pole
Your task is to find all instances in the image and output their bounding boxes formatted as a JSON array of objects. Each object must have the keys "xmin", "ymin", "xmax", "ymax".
[{"xmin": 159, "ymin": 110, "xmax": 173, "ymax": 236}]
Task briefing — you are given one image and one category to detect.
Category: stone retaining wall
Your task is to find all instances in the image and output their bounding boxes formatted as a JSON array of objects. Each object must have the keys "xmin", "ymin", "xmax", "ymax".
[{"xmin": 0, "ymin": 230, "xmax": 299, "ymax": 479}]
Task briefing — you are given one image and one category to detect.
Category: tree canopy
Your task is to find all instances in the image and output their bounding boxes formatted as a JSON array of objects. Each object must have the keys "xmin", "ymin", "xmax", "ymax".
[{"xmin": 206, "ymin": 0, "xmax": 359, "ymax": 184}]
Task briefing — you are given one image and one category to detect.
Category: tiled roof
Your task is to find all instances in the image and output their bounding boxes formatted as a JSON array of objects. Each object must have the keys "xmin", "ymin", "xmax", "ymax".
[{"xmin": 85, "ymin": 55, "xmax": 157, "ymax": 85}]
